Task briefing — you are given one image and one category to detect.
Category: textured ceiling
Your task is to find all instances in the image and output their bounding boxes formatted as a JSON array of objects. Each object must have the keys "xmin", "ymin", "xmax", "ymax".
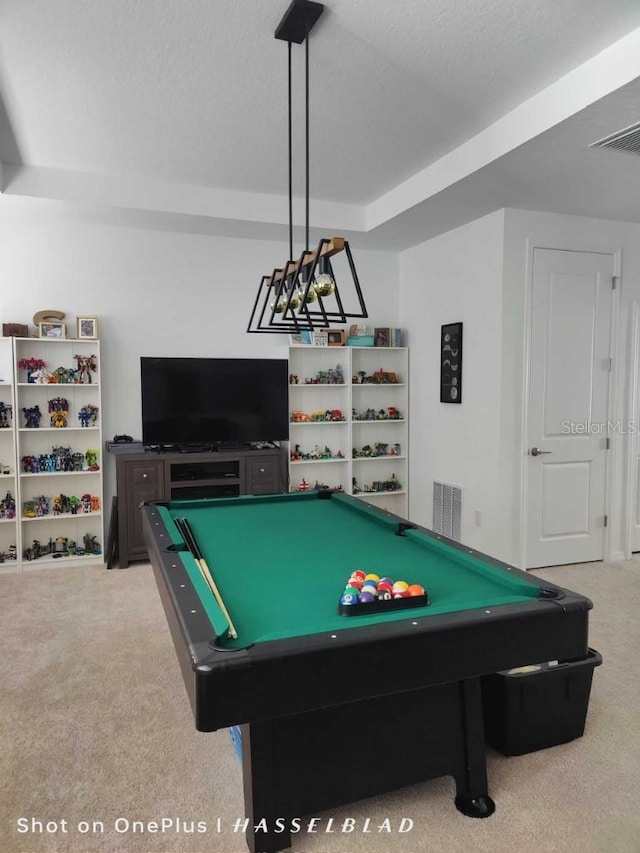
[{"xmin": 1, "ymin": 0, "xmax": 640, "ymax": 245}]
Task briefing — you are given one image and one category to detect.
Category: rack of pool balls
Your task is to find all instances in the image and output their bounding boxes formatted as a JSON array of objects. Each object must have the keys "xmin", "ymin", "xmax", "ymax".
[{"xmin": 338, "ymin": 571, "xmax": 429, "ymax": 616}]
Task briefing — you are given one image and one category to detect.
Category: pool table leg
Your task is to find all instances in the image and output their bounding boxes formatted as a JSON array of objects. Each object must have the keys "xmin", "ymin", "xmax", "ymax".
[
  {"xmin": 453, "ymin": 678, "xmax": 496, "ymax": 818},
  {"xmin": 241, "ymin": 720, "xmax": 292, "ymax": 853}
]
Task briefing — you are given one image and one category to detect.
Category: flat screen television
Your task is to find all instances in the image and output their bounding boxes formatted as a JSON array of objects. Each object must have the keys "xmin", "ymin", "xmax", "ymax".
[{"xmin": 141, "ymin": 357, "xmax": 289, "ymax": 449}]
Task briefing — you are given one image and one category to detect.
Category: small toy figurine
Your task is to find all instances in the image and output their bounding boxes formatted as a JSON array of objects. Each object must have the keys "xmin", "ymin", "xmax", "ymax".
[
  {"xmin": 84, "ymin": 449, "xmax": 99, "ymax": 470},
  {"xmin": 298, "ymin": 479, "xmax": 310, "ymax": 492},
  {"xmin": 22, "ymin": 405, "xmax": 42, "ymax": 429},
  {"xmin": 48, "ymin": 397, "xmax": 69, "ymax": 428},
  {"xmin": 78, "ymin": 404, "xmax": 99, "ymax": 427},
  {"xmin": 82, "ymin": 533, "xmax": 101, "ymax": 555},
  {"xmin": 74, "ymin": 354, "xmax": 97, "ymax": 384},
  {"xmin": 0, "ymin": 401, "xmax": 12, "ymax": 428},
  {"xmin": 0, "ymin": 491, "xmax": 16, "ymax": 519}
]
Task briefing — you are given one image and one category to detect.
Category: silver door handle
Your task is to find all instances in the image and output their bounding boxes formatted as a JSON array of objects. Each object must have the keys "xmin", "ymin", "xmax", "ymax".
[{"xmin": 530, "ymin": 447, "xmax": 552, "ymax": 456}]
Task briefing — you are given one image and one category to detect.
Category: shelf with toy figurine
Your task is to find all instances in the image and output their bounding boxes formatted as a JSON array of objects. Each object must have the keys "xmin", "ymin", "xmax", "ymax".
[
  {"xmin": 18, "ymin": 426, "xmax": 100, "ymax": 432},
  {"xmin": 20, "ymin": 470, "xmax": 100, "ymax": 478},
  {"xmin": 22, "ymin": 511, "xmax": 103, "ymax": 522}
]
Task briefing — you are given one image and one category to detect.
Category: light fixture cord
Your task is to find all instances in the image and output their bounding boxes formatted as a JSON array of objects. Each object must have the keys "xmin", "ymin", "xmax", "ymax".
[
  {"xmin": 288, "ymin": 40, "xmax": 293, "ymax": 262},
  {"xmin": 305, "ymin": 29, "xmax": 310, "ymax": 254}
]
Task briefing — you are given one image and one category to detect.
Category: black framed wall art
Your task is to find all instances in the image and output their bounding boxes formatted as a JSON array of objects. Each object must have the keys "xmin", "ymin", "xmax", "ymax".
[{"xmin": 440, "ymin": 322, "xmax": 463, "ymax": 403}]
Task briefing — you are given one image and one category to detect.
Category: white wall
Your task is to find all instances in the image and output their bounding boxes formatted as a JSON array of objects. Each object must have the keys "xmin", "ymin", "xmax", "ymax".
[
  {"xmin": 399, "ymin": 205, "xmax": 640, "ymax": 567},
  {"xmin": 502, "ymin": 208, "xmax": 640, "ymax": 564},
  {"xmin": 398, "ymin": 210, "xmax": 506, "ymax": 556},
  {"xmin": 0, "ymin": 194, "xmax": 398, "ymax": 521}
]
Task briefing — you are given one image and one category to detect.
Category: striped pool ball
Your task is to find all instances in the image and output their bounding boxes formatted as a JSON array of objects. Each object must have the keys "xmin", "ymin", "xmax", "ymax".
[
  {"xmin": 340, "ymin": 592, "xmax": 360, "ymax": 606},
  {"xmin": 393, "ymin": 590, "xmax": 410, "ymax": 599},
  {"xmin": 351, "ymin": 570, "xmax": 366, "ymax": 582},
  {"xmin": 392, "ymin": 580, "xmax": 409, "ymax": 594}
]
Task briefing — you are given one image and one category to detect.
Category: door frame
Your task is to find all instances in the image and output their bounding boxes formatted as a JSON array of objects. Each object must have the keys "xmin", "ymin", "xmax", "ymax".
[
  {"xmin": 518, "ymin": 241, "xmax": 621, "ymax": 569},
  {"xmin": 624, "ymin": 299, "xmax": 640, "ymax": 559}
]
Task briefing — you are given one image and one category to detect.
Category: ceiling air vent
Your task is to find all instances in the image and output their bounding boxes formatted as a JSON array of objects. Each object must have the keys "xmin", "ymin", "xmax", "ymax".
[{"xmin": 590, "ymin": 121, "xmax": 640, "ymax": 157}]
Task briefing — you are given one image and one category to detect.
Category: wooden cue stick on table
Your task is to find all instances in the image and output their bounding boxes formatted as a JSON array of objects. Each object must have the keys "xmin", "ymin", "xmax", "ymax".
[{"xmin": 176, "ymin": 517, "xmax": 238, "ymax": 640}]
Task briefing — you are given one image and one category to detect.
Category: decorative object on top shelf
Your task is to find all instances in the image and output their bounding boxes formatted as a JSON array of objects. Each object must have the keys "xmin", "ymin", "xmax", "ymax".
[
  {"xmin": 77, "ymin": 316, "xmax": 98, "ymax": 340},
  {"xmin": 33, "ymin": 310, "xmax": 65, "ymax": 328},
  {"xmin": 48, "ymin": 397, "xmax": 69, "ymax": 428},
  {"xmin": 247, "ymin": 2, "xmax": 367, "ymax": 334},
  {"xmin": 374, "ymin": 328, "xmax": 403, "ymax": 347},
  {"xmin": 22, "ymin": 406, "xmax": 42, "ymax": 429},
  {"xmin": 78, "ymin": 404, "xmax": 99, "ymax": 427},
  {"xmin": 327, "ymin": 330, "xmax": 345, "ymax": 347},
  {"xmin": 374, "ymin": 328, "xmax": 390, "ymax": 348},
  {"xmin": 0, "ymin": 401, "xmax": 12, "ymax": 428},
  {"xmin": 39, "ymin": 321, "xmax": 66, "ymax": 339},
  {"xmin": 3, "ymin": 323, "xmax": 28, "ymax": 337},
  {"xmin": 440, "ymin": 322, "xmax": 463, "ymax": 404}
]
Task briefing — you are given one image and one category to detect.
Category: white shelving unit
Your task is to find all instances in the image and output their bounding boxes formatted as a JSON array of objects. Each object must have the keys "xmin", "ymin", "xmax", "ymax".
[
  {"xmin": 0, "ymin": 338, "xmax": 18, "ymax": 572},
  {"xmin": 288, "ymin": 346, "xmax": 409, "ymax": 516},
  {"xmin": 11, "ymin": 337, "xmax": 104, "ymax": 572}
]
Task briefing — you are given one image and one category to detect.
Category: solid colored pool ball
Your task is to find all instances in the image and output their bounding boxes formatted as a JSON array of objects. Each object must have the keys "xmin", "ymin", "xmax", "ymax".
[
  {"xmin": 340, "ymin": 592, "xmax": 360, "ymax": 605},
  {"xmin": 393, "ymin": 590, "xmax": 410, "ymax": 598},
  {"xmin": 392, "ymin": 581, "xmax": 409, "ymax": 593},
  {"xmin": 351, "ymin": 570, "xmax": 366, "ymax": 581},
  {"xmin": 359, "ymin": 591, "xmax": 376, "ymax": 604},
  {"xmin": 364, "ymin": 573, "xmax": 380, "ymax": 583},
  {"xmin": 408, "ymin": 584, "xmax": 426, "ymax": 597}
]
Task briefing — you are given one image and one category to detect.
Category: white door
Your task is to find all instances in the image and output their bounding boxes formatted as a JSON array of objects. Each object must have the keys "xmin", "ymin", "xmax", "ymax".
[{"xmin": 526, "ymin": 248, "xmax": 613, "ymax": 568}]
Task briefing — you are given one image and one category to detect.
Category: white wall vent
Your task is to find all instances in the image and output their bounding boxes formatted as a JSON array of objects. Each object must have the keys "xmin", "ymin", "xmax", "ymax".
[
  {"xmin": 591, "ymin": 121, "xmax": 640, "ymax": 157},
  {"xmin": 433, "ymin": 481, "xmax": 462, "ymax": 541}
]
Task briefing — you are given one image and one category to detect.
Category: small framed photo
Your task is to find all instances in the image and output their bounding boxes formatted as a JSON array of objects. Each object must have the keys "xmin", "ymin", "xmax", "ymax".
[
  {"xmin": 77, "ymin": 316, "xmax": 98, "ymax": 340},
  {"xmin": 289, "ymin": 331, "xmax": 312, "ymax": 346},
  {"xmin": 327, "ymin": 329, "xmax": 345, "ymax": 347},
  {"xmin": 39, "ymin": 321, "xmax": 66, "ymax": 339},
  {"xmin": 374, "ymin": 327, "xmax": 390, "ymax": 347},
  {"xmin": 312, "ymin": 331, "xmax": 328, "ymax": 346}
]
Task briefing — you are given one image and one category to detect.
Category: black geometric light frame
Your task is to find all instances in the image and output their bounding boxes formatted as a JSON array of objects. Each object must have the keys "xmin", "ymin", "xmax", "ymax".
[{"xmin": 247, "ymin": 0, "xmax": 368, "ymax": 334}]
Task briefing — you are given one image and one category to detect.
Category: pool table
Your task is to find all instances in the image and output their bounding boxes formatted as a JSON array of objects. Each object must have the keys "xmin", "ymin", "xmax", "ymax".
[{"xmin": 142, "ymin": 490, "xmax": 593, "ymax": 853}]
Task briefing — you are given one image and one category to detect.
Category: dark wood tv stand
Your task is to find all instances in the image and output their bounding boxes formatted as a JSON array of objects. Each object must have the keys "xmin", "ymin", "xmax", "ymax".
[{"xmin": 110, "ymin": 446, "xmax": 286, "ymax": 567}]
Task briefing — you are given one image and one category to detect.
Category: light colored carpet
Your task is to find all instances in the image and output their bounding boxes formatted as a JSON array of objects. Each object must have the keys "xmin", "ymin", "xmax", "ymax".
[{"xmin": 1, "ymin": 558, "xmax": 639, "ymax": 853}]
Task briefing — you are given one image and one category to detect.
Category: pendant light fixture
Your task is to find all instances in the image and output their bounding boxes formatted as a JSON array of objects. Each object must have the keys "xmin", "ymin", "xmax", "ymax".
[{"xmin": 247, "ymin": 0, "xmax": 368, "ymax": 334}]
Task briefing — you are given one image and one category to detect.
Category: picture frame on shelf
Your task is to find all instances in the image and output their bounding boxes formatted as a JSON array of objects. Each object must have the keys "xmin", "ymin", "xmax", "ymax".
[
  {"xmin": 327, "ymin": 329, "xmax": 345, "ymax": 347},
  {"xmin": 312, "ymin": 331, "xmax": 328, "ymax": 346},
  {"xmin": 374, "ymin": 327, "xmax": 390, "ymax": 347},
  {"xmin": 77, "ymin": 316, "xmax": 98, "ymax": 340},
  {"xmin": 39, "ymin": 321, "xmax": 66, "ymax": 339},
  {"xmin": 289, "ymin": 331, "xmax": 312, "ymax": 346}
]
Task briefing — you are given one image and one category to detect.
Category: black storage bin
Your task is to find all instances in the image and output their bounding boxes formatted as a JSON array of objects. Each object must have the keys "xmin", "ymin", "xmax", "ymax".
[{"xmin": 481, "ymin": 648, "xmax": 602, "ymax": 756}]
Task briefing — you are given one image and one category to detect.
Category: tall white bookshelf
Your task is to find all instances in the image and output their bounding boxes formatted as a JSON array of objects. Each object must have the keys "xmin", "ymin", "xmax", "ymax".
[
  {"xmin": 288, "ymin": 346, "xmax": 409, "ymax": 516},
  {"xmin": 3, "ymin": 337, "xmax": 105, "ymax": 572},
  {"xmin": 0, "ymin": 338, "xmax": 18, "ymax": 572}
]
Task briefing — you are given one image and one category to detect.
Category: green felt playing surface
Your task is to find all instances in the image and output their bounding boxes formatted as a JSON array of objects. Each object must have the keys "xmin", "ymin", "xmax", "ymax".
[{"xmin": 159, "ymin": 492, "xmax": 542, "ymax": 648}]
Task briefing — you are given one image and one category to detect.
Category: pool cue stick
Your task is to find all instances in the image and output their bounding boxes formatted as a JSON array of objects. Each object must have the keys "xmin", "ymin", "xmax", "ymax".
[{"xmin": 178, "ymin": 517, "xmax": 238, "ymax": 639}]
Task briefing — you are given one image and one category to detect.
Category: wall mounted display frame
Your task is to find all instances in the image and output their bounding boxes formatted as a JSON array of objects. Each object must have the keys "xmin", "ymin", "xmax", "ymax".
[{"xmin": 440, "ymin": 322, "xmax": 463, "ymax": 404}]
